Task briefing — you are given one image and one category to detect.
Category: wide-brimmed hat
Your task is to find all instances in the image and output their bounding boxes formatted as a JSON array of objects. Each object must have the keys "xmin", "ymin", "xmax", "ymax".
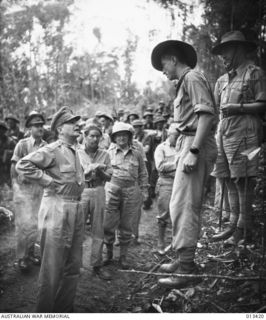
[
  {"xmin": 51, "ymin": 106, "xmax": 80, "ymax": 131},
  {"xmin": 143, "ymin": 111, "xmax": 154, "ymax": 118},
  {"xmin": 212, "ymin": 30, "xmax": 257, "ymax": 55},
  {"xmin": 25, "ymin": 111, "xmax": 45, "ymax": 128},
  {"xmin": 98, "ymin": 113, "xmax": 113, "ymax": 122},
  {"xmin": 153, "ymin": 116, "xmax": 165, "ymax": 124},
  {"xmin": 132, "ymin": 119, "xmax": 144, "ymax": 127},
  {"xmin": 151, "ymin": 40, "xmax": 197, "ymax": 71},
  {"xmin": 5, "ymin": 114, "xmax": 20, "ymax": 123},
  {"xmin": 127, "ymin": 112, "xmax": 139, "ymax": 122}
]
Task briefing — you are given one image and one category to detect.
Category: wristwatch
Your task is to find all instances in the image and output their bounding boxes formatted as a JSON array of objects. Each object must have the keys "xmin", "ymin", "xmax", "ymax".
[{"xmin": 190, "ymin": 147, "xmax": 200, "ymax": 155}]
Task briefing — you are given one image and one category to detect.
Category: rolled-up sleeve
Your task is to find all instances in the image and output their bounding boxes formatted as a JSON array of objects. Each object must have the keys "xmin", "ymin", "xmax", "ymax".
[
  {"xmin": 16, "ymin": 146, "xmax": 55, "ymax": 187},
  {"xmin": 250, "ymin": 68, "xmax": 266, "ymax": 102},
  {"xmin": 185, "ymin": 71, "xmax": 215, "ymax": 115}
]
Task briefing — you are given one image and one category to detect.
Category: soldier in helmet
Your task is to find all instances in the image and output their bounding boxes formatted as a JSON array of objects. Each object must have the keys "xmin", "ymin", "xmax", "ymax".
[
  {"xmin": 11, "ymin": 111, "xmax": 47, "ymax": 272},
  {"xmin": 103, "ymin": 122, "xmax": 148, "ymax": 269}
]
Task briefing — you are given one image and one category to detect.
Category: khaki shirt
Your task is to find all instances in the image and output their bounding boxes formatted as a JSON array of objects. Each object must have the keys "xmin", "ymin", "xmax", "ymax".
[
  {"xmin": 77, "ymin": 145, "xmax": 112, "ymax": 185},
  {"xmin": 108, "ymin": 144, "xmax": 148, "ymax": 190},
  {"xmin": 154, "ymin": 139, "xmax": 177, "ymax": 179},
  {"xmin": 214, "ymin": 62, "xmax": 266, "ymax": 138},
  {"xmin": 174, "ymin": 68, "xmax": 217, "ymax": 132},
  {"xmin": 12, "ymin": 136, "xmax": 47, "ymax": 163},
  {"xmin": 16, "ymin": 140, "xmax": 85, "ymax": 198}
]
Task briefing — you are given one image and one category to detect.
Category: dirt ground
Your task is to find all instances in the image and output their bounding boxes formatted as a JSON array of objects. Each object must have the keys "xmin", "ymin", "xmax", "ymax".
[{"xmin": 0, "ymin": 185, "xmax": 266, "ymax": 313}]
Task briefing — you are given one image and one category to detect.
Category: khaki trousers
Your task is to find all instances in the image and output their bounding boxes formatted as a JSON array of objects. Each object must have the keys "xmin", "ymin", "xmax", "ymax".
[
  {"xmin": 170, "ymin": 135, "xmax": 217, "ymax": 251},
  {"xmin": 80, "ymin": 186, "xmax": 105, "ymax": 267},
  {"xmin": 36, "ymin": 195, "xmax": 84, "ymax": 313}
]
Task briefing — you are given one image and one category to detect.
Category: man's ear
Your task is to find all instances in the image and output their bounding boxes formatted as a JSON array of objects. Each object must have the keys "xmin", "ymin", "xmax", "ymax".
[
  {"xmin": 171, "ymin": 55, "xmax": 177, "ymax": 65},
  {"xmin": 57, "ymin": 126, "xmax": 62, "ymax": 135}
]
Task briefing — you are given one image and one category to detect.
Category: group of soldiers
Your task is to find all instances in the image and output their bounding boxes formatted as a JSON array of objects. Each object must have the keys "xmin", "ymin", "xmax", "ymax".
[{"xmin": 0, "ymin": 29, "xmax": 265, "ymax": 313}]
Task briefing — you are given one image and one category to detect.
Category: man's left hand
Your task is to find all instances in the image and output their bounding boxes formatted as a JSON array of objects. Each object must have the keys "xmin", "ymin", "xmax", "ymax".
[
  {"xmin": 221, "ymin": 103, "xmax": 240, "ymax": 117},
  {"xmin": 182, "ymin": 152, "xmax": 199, "ymax": 174}
]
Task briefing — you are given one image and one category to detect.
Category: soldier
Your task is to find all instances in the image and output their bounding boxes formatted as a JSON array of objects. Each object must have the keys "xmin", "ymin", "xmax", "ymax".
[
  {"xmin": 98, "ymin": 113, "xmax": 113, "ymax": 136},
  {"xmin": 127, "ymin": 112, "xmax": 139, "ymax": 124},
  {"xmin": 0, "ymin": 121, "xmax": 16, "ymax": 187},
  {"xmin": 211, "ymin": 31, "xmax": 266, "ymax": 244},
  {"xmin": 103, "ymin": 122, "xmax": 148, "ymax": 269},
  {"xmin": 132, "ymin": 119, "xmax": 154, "ymax": 210},
  {"xmin": 11, "ymin": 111, "xmax": 46, "ymax": 272},
  {"xmin": 154, "ymin": 124, "xmax": 179, "ymax": 254},
  {"xmin": 143, "ymin": 111, "xmax": 154, "ymax": 130},
  {"xmin": 151, "ymin": 40, "xmax": 217, "ymax": 288},
  {"xmin": 16, "ymin": 107, "xmax": 84, "ymax": 312},
  {"xmin": 117, "ymin": 108, "xmax": 125, "ymax": 122},
  {"xmin": 77, "ymin": 123, "xmax": 113, "ymax": 280},
  {"xmin": 5, "ymin": 114, "xmax": 24, "ymax": 142}
]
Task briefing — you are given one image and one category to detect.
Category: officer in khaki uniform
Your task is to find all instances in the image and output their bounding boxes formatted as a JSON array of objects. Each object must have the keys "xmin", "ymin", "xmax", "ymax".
[
  {"xmin": 211, "ymin": 31, "xmax": 266, "ymax": 244},
  {"xmin": 11, "ymin": 111, "xmax": 47, "ymax": 272},
  {"xmin": 104, "ymin": 122, "xmax": 148, "ymax": 269},
  {"xmin": 151, "ymin": 40, "xmax": 217, "ymax": 288},
  {"xmin": 77, "ymin": 122, "xmax": 113, "ymax": 280},
  {"xmin": 16, "ymin": 106, "xmax": 84, "ymax": 312}
]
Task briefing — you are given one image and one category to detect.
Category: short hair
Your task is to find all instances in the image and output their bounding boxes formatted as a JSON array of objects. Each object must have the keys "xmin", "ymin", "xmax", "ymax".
[{"xmin": 161, "ymin": 48, "xmax": 187, "ymax": 65}]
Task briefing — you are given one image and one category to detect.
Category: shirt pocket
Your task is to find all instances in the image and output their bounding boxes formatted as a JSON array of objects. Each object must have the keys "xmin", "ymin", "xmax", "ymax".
[
  {"xmin": 128, "ymin": 159, "xmax": 139, "ymax": 178},
  {"xmin": 59, "ymin": 163, "xmax": 76, "ymax": 181}
]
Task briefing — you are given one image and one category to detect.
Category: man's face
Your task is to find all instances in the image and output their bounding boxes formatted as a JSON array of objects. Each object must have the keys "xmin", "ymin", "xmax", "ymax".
[
  {"xmin": 168, "ymin": 131, "xmax": 179, "ymax": 146},
  {"xmin": 114, "ymin": 131, "xmax": 130, "ymax": 148},
  {"xmin": 161, "ymin": 56, "xmax": 177, "ymax": 80},
  {"xmin": 99, "ymin": 117, "xmax": 110, "ymax": 128},
  {"xmin": 59, "ymin": 119, "xmax": 80, "ymax": 139},
  {"xmin": 6, "ymin": 119, "xmax": 16, "ymax": 130},
  {"xmin": 133, "ymin": 125, "xmax": 143, "ymax": 135},
  {"xmin": 85, "ymin": 129, "xmax": 101, "ymax": 149},
  {"xmin": 155, "ymin": 121, "xmax": 164, "ymax": 131},
  {"xmin": 145, "ymin": 115, "xmax": 153, "ymax": 124},
  {"xmin": 30, "ymin": 124, "xmax": 44, "ymax": 139},
  {"xmin": 219, "ymin": 45, "xmax": 236, "ymax": 70},
  {"xmin": 129, "ymin": 115, "xmax": 138, "ymax": 124}
]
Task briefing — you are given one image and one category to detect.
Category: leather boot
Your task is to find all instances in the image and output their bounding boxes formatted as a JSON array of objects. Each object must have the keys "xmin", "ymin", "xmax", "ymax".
[
  {"xmin": 159, "ymin": 255, "xmax": 180, "ymax": 273},
  {"xmin": 157, "ymin": 224, "xmax": 166, "ymax": 255},
  {"xmin": 211, "ymin": 224, "xmax": 236, "ymax": 242},
  {"xmin": 119, "ymin": 244, "xmax": 129, "ymax": 270},
  {"xmin": 158, "ymin": 247, "xmax": 201, "ymax": 289},
  {"xmin": 103, "ymin": 244, "xmax": 113, "ymax": 265}
]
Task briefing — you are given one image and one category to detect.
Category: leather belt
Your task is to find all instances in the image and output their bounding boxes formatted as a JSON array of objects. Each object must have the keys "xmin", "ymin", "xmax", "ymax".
[
  {"xmin": 178, "ymin": 130, "xmax": 196, "ymax": 136},
  {"xmin": 110, "ymin": 177, "xmax": 136, "ymax": 188}
]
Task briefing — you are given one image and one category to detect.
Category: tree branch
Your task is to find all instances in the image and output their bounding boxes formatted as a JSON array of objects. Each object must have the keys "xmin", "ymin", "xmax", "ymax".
[{"xmin": 119, "ymin": 269, "xmax": 266, "ymax": 281}]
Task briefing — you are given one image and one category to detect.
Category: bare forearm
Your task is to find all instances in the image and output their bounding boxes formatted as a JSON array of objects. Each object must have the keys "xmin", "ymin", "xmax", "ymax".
[{"xmin": 192, "ymin": 113, "xmax": 214, "ymax": 150}]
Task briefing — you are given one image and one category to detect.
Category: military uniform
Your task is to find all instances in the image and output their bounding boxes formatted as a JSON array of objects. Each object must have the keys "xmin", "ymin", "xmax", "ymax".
[
  {"xmin": 78, "ymin": 145, "xmax": 112, "ymax": 269},
  {"xmin": 12, "ymin": 136, "xmax": 47, "ymax": 264},
  {"xmin": 104, "ymin": 123, "xmax": 148, "ymax": 267},
  {"xmin": 16, "ymin": 107, "xmax": 84, "ymax": 312}
]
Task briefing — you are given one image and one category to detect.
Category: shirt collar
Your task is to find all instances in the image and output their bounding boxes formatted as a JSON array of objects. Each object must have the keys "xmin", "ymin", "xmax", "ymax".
[
  {"xmin": 115, "ymin": 144, "xmax": 133, "ymax": 154},
  {"xmin": 29, "ymin": 135, "xmax": 45, "ymax": 147}
]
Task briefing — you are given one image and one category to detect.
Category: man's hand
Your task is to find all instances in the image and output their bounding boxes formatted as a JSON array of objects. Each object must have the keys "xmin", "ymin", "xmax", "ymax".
[
  {"xmin": 221, "ymin": 103, "xmax": 240, "ymax": 117},
  {"xmin": 182, "ymin": 152, "xmax": 199, "ymax": 174},
  {"xmin": 142, "ymin": 189, "xmax": 149, "ymax": 203}
]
